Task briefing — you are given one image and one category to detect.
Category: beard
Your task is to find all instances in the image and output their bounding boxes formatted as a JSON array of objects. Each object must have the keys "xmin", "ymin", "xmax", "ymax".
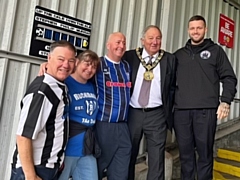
[{"xmin": 190, "ymin": 35, "xmax": 205, "ymax": 45}]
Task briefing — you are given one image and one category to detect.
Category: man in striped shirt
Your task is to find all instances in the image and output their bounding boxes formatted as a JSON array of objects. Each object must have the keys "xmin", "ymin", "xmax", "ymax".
[
  {"xmin": 95, "ymin": 32, "xmax": 132, "ymax": 180},
  {"xmin": 11, "ymin": 40, "xmax": 76, "ymax": 180}
]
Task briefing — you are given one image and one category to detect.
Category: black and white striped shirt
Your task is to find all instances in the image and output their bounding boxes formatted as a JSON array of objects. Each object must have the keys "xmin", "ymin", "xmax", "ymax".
[{"xmin": 12, "ymin": 73, "xmax": 68, "ymax": 169}]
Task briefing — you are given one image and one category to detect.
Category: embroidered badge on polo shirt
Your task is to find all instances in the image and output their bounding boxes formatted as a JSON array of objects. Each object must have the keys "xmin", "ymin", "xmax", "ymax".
[{"xmin": 200, "ymin": 50, "xmax": 211, "ymax": 59}]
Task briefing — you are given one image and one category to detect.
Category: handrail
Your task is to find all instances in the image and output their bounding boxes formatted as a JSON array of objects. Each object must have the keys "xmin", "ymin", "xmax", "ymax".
[
  {"xmin": 0, "ymin": 50, "xmax": 46, "ymax": 64},
  {"xmin": 233, "ymin": 98, "xmax": 240, "ymax": 103},
  {"xmin": 224, "ymin": 0, "xmax": 240, "ymax": 10}
]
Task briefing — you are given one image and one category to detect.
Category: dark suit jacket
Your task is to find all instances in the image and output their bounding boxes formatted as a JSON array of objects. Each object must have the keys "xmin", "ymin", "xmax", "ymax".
[{"xmin": 123, "ymin": 48, "xmax": 176, "ymax": 130}]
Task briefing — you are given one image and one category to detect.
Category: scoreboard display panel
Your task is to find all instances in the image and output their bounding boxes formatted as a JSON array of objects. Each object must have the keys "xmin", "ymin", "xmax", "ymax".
[{"xmin": 29, "ymin": 6, "xmax": 91, "ymax": 58}]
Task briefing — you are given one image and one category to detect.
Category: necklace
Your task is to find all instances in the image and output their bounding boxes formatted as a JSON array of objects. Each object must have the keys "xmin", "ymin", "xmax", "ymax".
[{"xmin": 136, "ymin": 48, "xmax": 164, "ymax": 80}]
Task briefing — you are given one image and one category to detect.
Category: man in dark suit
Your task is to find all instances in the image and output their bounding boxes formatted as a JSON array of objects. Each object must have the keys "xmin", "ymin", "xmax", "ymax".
[{"xmin": 123, "ymin": 25, "xmax": 176, "ymax": 180}]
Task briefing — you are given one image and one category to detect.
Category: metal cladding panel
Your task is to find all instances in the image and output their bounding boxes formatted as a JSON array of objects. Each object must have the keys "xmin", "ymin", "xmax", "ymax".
[
  {"xmin": 165, "ymin": 0, "xmax": 240, "ymax": 52},
  {"xmin": 87, "ymin": 0, "xmax": 163, "ymax": 54},
  {"xmin": 0, "ymin": 0, "xmax": 163, "ymax": 56},
  {"xmin": 164, "ymin": 0, "xmax": 240, "ymax": 123},
  {"xmin": 0, "ymin": 52, "xmax": 44, "ymax": 179},
  {"xmin": 0, "ymin": 0, "xmax": 163, "ymax": 179},
  {"xmin": 0, "ymin": 0, "xmax": 239, "ymax": 179},
  {"xmin": 0, "ymin": 58, "xmax": 43, "ymax": 179}
]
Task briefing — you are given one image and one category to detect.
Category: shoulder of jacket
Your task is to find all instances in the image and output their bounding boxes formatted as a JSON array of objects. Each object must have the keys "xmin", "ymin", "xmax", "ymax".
[
  {"xmin": 126, "ymin": 49, "xmax": 137, "ymax": 54},
  {"xmin": 163, "ymin": 50, "xmax": 173, "ymax": 56},
  {"xmin": 121, "ymin": 59, "xmax": 131, "ymax": 71},
  {"xmin": 174, "ymin": 47, "xmax": 186, "ymax": 55}
]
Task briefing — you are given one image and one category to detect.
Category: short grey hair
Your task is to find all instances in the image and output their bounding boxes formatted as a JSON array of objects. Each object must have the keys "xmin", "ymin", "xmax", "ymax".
[{"xmin": 141, "ymin": 25, "xmax": 162, "ymax": 39}]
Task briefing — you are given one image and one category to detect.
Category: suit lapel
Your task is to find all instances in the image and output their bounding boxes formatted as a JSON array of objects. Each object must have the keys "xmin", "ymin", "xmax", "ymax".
[
  {"xmin": 160, "ymin": 52, "xmax": 167, "ymax": 93},
  {"xmin": 132, "ymin": 61, "xmax": 139, "ymax": 88},
  {"xmin": 131, "ymin": 48, "xmax": 142, "ymax": 88}
]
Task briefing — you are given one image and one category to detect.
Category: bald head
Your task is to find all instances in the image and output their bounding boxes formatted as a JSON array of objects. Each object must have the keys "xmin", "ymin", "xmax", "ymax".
[
  {"xmin": 106, "ymin": 32, "xmax": 126, "ymax": 62},
  {"xmin": 107, "ymin": 32, "xmax": 125, "ymax": 42}
]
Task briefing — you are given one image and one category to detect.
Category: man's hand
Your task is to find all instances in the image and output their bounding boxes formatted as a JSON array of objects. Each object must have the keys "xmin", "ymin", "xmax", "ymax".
[
  {"xmin": 216, "ymin": 102, "xmax": 230, "ymax": 120},
  {"xmin": 25, "ymin": 174, "xmax": 42, "ymax": 180},
  {"xmin": 38, "ymin": 62, "xmax": 48, "ymax": 76}
]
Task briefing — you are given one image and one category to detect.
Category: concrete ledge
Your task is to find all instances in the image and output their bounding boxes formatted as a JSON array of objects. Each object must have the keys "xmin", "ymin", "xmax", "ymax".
[
  {"xmin": 135, "ymin": 163, "xmax": 148, "ymax": 180},
  {"xmin": 215, "ymin": 118, "xmax": 240, "ymax": 140}
]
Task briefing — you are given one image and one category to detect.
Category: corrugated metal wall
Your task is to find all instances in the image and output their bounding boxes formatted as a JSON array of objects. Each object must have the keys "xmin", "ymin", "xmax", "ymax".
[
  {"xmin": 0, "ymin": 51, "xmax": 43, "ymax": 179},
  {"xmin": 0, "ymin": 0, "xmax": 163, "ymax": 54},
  {"xmin": 0, "ymin": 0, "xmax": 239, "ymax": 179},
  {"xmin": 0, "ymin": 0, "xmax": 164, "ymax": 179}
]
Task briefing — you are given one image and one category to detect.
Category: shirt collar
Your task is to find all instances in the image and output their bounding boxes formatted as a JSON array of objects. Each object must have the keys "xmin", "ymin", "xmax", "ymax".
[
  {"xmin": 104, "ymin": 55, "xmax": 120, "ymax": 64},
  {"xmin": 142, "ymin": 48, "xmax": 159, "ymax": 60}
]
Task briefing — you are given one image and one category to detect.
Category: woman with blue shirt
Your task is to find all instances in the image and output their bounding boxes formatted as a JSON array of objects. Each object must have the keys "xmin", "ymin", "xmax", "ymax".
[{"xmin": 58, "ymin": 50, "xmax": 100, "ymax": 180}]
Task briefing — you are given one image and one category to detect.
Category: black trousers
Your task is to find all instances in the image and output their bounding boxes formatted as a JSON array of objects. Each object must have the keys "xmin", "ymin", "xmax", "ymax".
[
  {"xmin": 95, "ymin": 121, "xmax": 131, "ymax": 180},
  {"xmin": 128, "ymin": 106, "xmax": 166, "ymax": 180},
  {"xmin": 173, "ymin": 109, "xmax": 217, "ymax": 180}
]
